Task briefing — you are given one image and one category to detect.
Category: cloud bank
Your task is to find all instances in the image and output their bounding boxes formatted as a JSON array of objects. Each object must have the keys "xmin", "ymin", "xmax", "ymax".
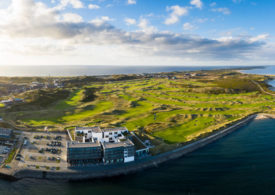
[{"xmin": 0, "ymin": 0, "xmax": 271, "ymax": 65}]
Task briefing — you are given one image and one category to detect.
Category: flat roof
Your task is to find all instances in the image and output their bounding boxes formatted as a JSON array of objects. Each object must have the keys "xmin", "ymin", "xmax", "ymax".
[
  {"xmin": 67, "ymin": 141, "xmax": 101, "ymax": 148},
  {"xmin": 102, "ymin": 127, "xmax": 128, "ymax": 132},
  {"xmin": 102, "ymin": 139, "xmax": 134, "ymax": 149},
  {"xmin": 75, "ymin": 126, "xmax": 128, "ymax": 133},
  {"xmin": 75, "ymin": 126, "xmax": 101, "ymax": 133}
]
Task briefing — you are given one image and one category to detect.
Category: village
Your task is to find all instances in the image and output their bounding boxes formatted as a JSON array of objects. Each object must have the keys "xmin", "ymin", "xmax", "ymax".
[{"xmin": 0, "ymin": 79, "xmax": 65, "ymax": 107}]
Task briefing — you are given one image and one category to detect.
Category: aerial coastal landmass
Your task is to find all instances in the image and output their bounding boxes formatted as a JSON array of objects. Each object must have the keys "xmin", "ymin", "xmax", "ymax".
[
  {"xmin": 1, "ymin": 0, "xmax": 275, "ymax": 193},
  {"xmin": 0, "ymin": 69, "xmax": 274, "ymax": 178}
]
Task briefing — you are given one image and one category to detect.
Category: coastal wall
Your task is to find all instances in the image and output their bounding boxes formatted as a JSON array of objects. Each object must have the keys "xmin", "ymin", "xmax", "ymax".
[{"xmin": 11, "ymin": 114, "xmax": 257, "ymax": 181}]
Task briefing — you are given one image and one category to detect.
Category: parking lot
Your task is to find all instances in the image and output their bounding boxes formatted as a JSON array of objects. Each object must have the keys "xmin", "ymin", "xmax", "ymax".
[
  {"xmin": 0, "ymin": 145, "xmax": 10, "ymax": 165},
  {"xmin": 17, "ymin": 131, "xmax": 68, "ymax": 171}
]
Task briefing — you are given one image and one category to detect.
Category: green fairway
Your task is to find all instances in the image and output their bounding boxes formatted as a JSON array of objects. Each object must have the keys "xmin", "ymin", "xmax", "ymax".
[
  {"xmin": 55, "ymin": 89, "xmax": 84, "ymax": 109},
  {"xmin": 61, "ymin": 101, "xmax": 113, "ymax": 122}
]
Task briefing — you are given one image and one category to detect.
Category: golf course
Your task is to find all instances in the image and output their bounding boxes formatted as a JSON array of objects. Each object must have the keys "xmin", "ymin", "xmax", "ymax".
[{"xmin": 0, "ymin": 70, "xmax": 274, "ymax": 153}]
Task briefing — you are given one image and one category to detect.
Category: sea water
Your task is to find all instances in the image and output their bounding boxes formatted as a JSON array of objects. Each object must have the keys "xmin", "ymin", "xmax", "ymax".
[
  {"xmin": 1, "ymin": 119, "xmax": 275, "ymax": 195},
  {"xmin": 0, "ymin": 65, "xmax": 247, "ymax": 77}
]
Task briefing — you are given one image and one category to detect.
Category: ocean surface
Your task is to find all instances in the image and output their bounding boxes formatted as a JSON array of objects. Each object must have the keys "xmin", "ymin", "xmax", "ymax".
[
  {"xmin": 1, "ymin": 119, "xmax": 275, "ymax": 195},
  {"xmin": 241, "ymin": 65, "xmax": 275, "ymax": 90},
  {"xmin": 0, "ymin": 65, "xmax": 248, "ymax": 77},
  {"xmin": 242, "ymin": 65, "xmax": 275, "ymax": 76},
  {"xmin": 268, "ymin": 80, "xmax": 275, "ymax": 91}
]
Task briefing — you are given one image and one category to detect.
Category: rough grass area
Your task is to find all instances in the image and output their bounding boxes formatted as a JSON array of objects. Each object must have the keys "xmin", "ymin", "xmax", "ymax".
[{"xmin": 0, "ymin": 70, "xmax": 274, "ymax": 153}]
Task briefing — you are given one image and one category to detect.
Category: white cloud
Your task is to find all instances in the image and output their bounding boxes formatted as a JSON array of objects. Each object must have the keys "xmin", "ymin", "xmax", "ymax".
[
  {"xmin": 55, "ymin": 0, "xmax": 84, "ymax": 9},
  {"xmin": 183, "ymin": 22, "xmax": 196, "ymax": 31},
  {"xmin": 90, "ymin": 16, "xmax": 113, "ymax": 26},
  {"xmin": 61, "ymin": 13, "xmax": 83, "ymax": 23},
  {"xmin": 125, "ymin": 18, "xmax": 136, "ymax": 25},
  {"xmin": 165, "ymin": 5, "xmax": 188, "ymax": 25},
  {"xmin": 138, "ymin": 18, "xmax": 157, "ymax": 33},
  {"xmin": 211, "ymin": 7, "xmax": 231, "ymax": 15},
  {"xmin": 249, "ymin": 34, "xmax": 269, "ymax": 42},
  {"xmin": 210, "ymin": 2, "xmax": 216, "ymax": 7},
  {"xmin": 190, "ymin": 0, "xmax": 203, "ymax": 9},
  {"xmin": 197, "ymin": 18, "xmax": 208, "ymax": 23},
  {"xmin": 0, "ymin": 0, "xmax": 271, "ymax": 66},
  {"xmin": 106, "ymin": 4, "xmax": 113, "ymax": 8},
  {"xmin": 127, "ymin": 0, "xmax": 136, "ymax": 5},
  {"xmin": 88, "ymin": 4, "xmax": 100, "ymax": 9},
  {"xmin": 232, "ymin": 0, "xmax": 243, "ymax": 3}
]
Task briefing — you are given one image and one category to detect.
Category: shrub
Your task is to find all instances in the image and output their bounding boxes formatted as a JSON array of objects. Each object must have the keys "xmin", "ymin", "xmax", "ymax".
[{"xmin": 215, "ymin": 78, "xmax": 259, "ymax": 93}]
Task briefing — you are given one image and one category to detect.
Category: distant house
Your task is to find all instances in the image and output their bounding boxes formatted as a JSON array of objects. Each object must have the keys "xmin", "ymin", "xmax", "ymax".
[
  {"xmin": 46, "ymin": 84, "xmax": 56, "ymax": 89},
  {"xmin": 30, "ymin": 82, "xmax": 45, "ymax": 90},
  {"xmin": 0, "ymin": 98, "xmax": 23, "ymax": 106},
  {"xmin": 13, "ymin": 98, "xmax": 23, "ymax": 103},
  {"xmin": 53, "ymin": 79, "xmax": 64, "ymax": 88},
  {"xmin": 1, "ymin": 99, "xmax": 13, "ymax": 106}
]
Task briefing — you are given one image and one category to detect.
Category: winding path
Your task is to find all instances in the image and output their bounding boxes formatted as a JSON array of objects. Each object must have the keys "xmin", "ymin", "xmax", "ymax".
[{"xmin": 251, "ymin": 80, "xmax": 275, "ymax": 97}]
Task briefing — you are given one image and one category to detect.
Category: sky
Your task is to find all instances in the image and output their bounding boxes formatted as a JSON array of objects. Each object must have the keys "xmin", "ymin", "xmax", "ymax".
[{"xmin": 0, "ymin": 0, "xmax": 274, "ymax": 66}]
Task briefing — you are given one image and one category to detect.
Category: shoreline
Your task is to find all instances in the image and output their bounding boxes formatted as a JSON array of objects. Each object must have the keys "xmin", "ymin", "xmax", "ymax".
[{"xmin": 1, "ymin": 113, "xmax": 271, "ymax": 181}]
